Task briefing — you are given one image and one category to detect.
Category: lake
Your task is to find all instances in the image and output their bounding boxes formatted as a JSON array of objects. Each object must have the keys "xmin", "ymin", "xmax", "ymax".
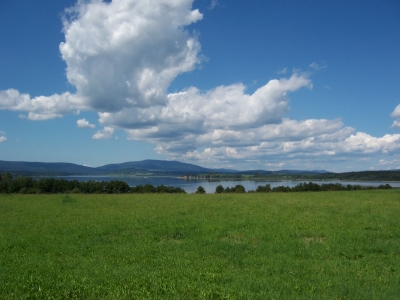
[{"xmin": 54, "ymin": 175, "xmax": 400, "ymax": 194}]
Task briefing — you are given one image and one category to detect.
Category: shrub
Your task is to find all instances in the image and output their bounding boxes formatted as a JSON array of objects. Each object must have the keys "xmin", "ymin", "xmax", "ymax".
[
  {"xmin": 195, "ymin": 186, "xmax": 206, "ymax": 194},
  {"xmin": 215, "ymin": 185, "xmax": 224, "ymax": 194}
]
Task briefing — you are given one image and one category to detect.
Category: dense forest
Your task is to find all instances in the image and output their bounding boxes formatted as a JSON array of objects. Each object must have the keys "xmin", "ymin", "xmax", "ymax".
[
  {"xmin": 0, "ymin": 174, "xmax": 185, "ymax": 194},
  {"xmin": 204, "ymin": 182, "xmax": 392, "ymax": 194},
  {"xmin": 0, "ymin": 173, "xmax": 393, "ymax": 195},
  {"xmin": 314, "ymin": 170, "xmax": 400, "ymax": 181}
]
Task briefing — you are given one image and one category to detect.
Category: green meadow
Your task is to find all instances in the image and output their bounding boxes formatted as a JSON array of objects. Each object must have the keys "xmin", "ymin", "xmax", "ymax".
[{"xmin": 1, "ymin": 191, "xmax": 400, "ymax": 299}]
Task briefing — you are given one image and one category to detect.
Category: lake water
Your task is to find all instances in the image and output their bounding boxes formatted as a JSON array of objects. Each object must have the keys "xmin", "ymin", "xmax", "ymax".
[{"xmin": 54, "ymin": 175, "xmax": 400, "ymax": 194}]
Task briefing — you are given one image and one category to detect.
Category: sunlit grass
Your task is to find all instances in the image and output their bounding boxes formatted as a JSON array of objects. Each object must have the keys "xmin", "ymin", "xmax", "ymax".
[{"xmin": 1, "ymin": 190, "xmax": 399, "ymax": 299}]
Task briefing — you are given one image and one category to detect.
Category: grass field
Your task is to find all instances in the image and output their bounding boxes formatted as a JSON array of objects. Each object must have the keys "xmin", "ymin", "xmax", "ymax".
[{"xmin": 1, "ymin": 190, "xmax": 400, "ymax": 299}]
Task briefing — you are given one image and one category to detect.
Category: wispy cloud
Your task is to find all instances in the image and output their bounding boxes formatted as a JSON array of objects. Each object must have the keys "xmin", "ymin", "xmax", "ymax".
[
  {"xmin": 379, "ymin": 159, "xmax": 400, "ymax": 169},
  {"xmin": 277, "ymin": 67, "xmax": 287, "ymax": 74},
  {"xmin": 208, "ymin": 0, "xmax": 220, "ymax": 10},
  {"xmin": 309, "ymin": 62, "xmax": 327, "ymax": 70}
]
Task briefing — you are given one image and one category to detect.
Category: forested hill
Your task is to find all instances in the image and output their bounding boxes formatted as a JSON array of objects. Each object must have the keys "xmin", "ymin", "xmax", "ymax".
[
  {"xmin": 1, "ymin": 159, "xmax": 399, "ymax": 181},
  {"xmin": 315, "ymin": 170, "xmax": 400, "ymax": 181},
  {"xmin": 0, "ymin": 160, "xmax": 103, "ymax": 176},
  {"xmin": 96, "ymin": 159, "xmax": 235, "ymax": 174},
  {"xmin": 0, "ymin": 159, "xmax": 235, "ymax": 176}
]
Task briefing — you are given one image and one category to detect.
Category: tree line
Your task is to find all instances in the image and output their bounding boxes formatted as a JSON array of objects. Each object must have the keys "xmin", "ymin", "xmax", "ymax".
[
  {"xmin": 196, "ymin": 170, "xmax": 400, "ymax": 182},
  {"xmin": 0, "ymin": 173, "xmax": 393, "ymax": 195},
  {"xmin": 0, "ymin": 174, "xmax": 186, "ymax": 194},
  {"xmin": 315, "ymin": 170, "xmax": 400, "ymax": 181},
  {"xmin": 203, "ymin": 182, "xmax": 392, "ymax": 194}
]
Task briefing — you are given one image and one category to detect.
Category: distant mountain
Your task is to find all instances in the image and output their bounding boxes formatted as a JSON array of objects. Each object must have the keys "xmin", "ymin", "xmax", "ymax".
[
  {"xmin": 0, "ymin": 159, "xmax": 235, "ymax": 176},
  {"xmin": 2, "ymin": 159, "xmax": 398, "ymax": 181},
  {"xmin": 96, "ymin": 159, "xmax": 237, "ymax": 174},
  {"xmin": 0, "ymin": 160, "xmax": 103, "ymax": 176},
  {"xmin": 0, "ymin": 159, "xmax": 326, "ymax": 176},
  {"xmin": 97, "ymin": 159, "xmax": 211, "ymax": 173}
]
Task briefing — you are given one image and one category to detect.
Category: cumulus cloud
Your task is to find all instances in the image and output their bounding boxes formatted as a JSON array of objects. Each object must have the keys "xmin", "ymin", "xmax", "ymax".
[
  {"xmin": 0, "ymin": 0, "xmax": 202, "ymax": 118},
  {"xmin": 101, "ymin": 72, "xmax": 312, "ymax": 135},
  {"xmin": 60, "ymin": 0, "xmax": 202, "ymax": 111},
  {"xmin": 77, "ymin": 118, "xmax": 95, "ymax": 128},
  {"xmin": 172, "ymin": 131, "xmax": 400, "ymax": 169},
  {"xmin": 0, "ymin": 89, "xmax": 83, "ymax": 120},
  {"xmin": 92, "ymin": 126, "xmax": 115, "ymax": 140}
]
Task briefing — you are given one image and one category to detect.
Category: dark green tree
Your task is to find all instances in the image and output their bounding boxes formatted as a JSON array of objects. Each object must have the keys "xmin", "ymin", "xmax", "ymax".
[
  {"xmin": 234, "ymin": 184, "xmax": 246, "ymax": 193},
  {"xmin": 215, "ymin": 185, "xmax": 224, "ymax": 194},
  {"xmin": 256, "ymin": 184, "xmax": 271, "ymax": 193},
  {"xmin": 195, "ymin": 186, "xmax": 206, "ymax": 194}
]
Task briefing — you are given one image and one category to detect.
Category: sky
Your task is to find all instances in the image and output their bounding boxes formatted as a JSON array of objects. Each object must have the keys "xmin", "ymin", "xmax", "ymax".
[{"xmin": 0, "ymin": 0, "xmax": 400, "ymax": 172}]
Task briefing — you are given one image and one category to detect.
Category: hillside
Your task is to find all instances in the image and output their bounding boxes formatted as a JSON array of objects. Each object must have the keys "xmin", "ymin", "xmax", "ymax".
[
  {"xmin": 0, "ymin": 160, "xmax": 103, "ymax": 176},
  {"xmin": 96, "ymin": 159, "xmax": 230, "ymax": 174},
  {"xmin": 0, "ymin": 159, "xmax": 236, "ymax": 176}
]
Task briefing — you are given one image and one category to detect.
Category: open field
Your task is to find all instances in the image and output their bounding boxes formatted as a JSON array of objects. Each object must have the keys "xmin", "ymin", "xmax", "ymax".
[{"xmin": 1, "ymin": 191, "xmax": 400, "ymax": 299}]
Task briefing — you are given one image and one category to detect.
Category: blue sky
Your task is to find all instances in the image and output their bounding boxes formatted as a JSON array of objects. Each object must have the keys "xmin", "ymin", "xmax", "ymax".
[{"xmin": 0, "ymin": 0, "xmax": 399, "ymax": 171}]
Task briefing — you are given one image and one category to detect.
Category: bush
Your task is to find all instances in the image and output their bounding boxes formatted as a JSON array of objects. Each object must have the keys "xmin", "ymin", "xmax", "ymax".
[
  {"xmin": 215, "ymin": 185, "xmax": 224, "ymax": 194},
  {"xmin": 71, "ymin": 187, "xmax": 81, "ymax": 194},
  {"xmin": 234, "ymin": 184, "xmax": 246, "ymax": 193},
  {"xmin": 195, "ymin": 186, "xmax": 206, "ymax": 194},
  {"xmin": 256, "ymin": 184, "xmax": 271, "ymax": 193}
]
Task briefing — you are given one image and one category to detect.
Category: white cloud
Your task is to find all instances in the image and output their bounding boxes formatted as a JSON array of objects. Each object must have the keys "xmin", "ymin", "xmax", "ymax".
[
  {"xmin": 92, "ymin": 126, "xmax": 115, "ymax": 140},
  {"xmin": 379, "ymin": 159, "xmax": 400, "ymax": 170},
  {"xmin": 391, "ymin": 104, "xmax": 400, "ymax": 118},
  {"xmin": 151, "ymin": 124, "xmax": 400, "ymax": 170},
  {"xmin": 379, "ymin": 159, "xmax": 394, "ymax": 165},
  {"xmin": 1, "ymin": 0, "xmax": 202, "ymax": 117},
  {"xmin": 77, "ymin": 118, "xmax": 95, "ymax": 128},
  {"xmin": 103, "ymin": 72, "xmax": 312, "ymax": 135},
  {"xmin": 392, "ymin": 120, "xmax": 400, "ymax": 129},
  {"xmin": 0, "ymin": 89, "xmax": 83, "ymax": 120},
  {"xmin": 391, "ymin": 105, "xmax": 400, "ymax": 129},
  {"xmin": 60, "ymin": 0, "xmax": 202, "ymax": 112}
]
